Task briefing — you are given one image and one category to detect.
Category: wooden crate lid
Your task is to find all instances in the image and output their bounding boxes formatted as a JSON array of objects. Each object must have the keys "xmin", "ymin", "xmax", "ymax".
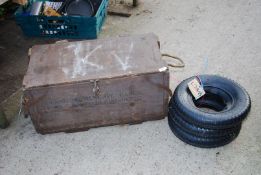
[{"xmin": 23, "ymin": 33, "xmax": 168, "ymax": 89}]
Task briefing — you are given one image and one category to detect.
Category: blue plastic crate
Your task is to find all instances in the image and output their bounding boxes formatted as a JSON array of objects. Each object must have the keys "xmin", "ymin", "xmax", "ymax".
[{"xmin": 15, "ymin": 0, "xmax": 108, "ymax": 39}]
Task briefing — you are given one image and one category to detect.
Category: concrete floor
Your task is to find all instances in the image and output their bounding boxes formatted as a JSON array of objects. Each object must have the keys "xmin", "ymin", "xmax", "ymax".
[{"xmin": 1, "ymin": 0, "xmax": 261, "ymax": 174}]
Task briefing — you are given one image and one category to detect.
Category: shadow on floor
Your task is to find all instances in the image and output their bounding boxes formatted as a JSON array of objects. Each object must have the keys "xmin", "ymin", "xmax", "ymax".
[{"xmin": 0, "ymin": 19, "xmax": 58, "ymax": 102}]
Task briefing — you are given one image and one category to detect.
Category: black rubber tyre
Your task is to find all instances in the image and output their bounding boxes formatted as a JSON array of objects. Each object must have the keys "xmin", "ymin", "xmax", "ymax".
[
  {"xmin": 167, "ymin": 75, "xmax": 251, "ymax": 148},
  {"xmin": 168, "ymin": 117, "xmax": 240, "ymax": 148},
  {"xmin": 172, "ymin": 75, "xmax": 251, "ymax": 129},
  {"xmin": 168, "ymin": 109, "xmax": 241, "ymax": 138},
  {"xmin": 133, "ymin": 0, "xmax": 138, "ymax": 7}
]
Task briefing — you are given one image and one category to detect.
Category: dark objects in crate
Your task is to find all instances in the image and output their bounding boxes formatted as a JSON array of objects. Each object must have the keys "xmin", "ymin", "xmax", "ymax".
[
  {"xmin": 57, "ymin": 0, "xmax": 94, "ymax": 17},
  {"xmin": 58, "ymin": 0, "xmax": 103, "ymax": 15},
  {"xmin": 24, "ymin": 0, "xmax": 103, "ymax": 17}
]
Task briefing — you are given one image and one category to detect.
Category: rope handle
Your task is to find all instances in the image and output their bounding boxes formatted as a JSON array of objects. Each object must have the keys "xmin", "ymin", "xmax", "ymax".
[{"xmin": 161, "ymin": 53, "xmax": 185, "ymax": 68}]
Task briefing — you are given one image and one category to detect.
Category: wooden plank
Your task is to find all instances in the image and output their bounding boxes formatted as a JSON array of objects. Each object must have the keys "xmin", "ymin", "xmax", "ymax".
[
  {"xmin": 108, "ymin": 7, "xmax": 132, "ymax": 17},
  {"xmin": 107, "ymin": 0, "xmax": 138, "ymax": 17},
  {"xmin": 108, "ymin": 3, "xmax": 132, "ymax": 17}
]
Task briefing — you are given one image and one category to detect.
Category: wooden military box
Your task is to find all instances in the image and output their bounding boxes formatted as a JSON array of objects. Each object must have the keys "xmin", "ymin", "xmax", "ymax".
[{"xmin": 23, "ymin": 33, "xmax": 170, "ymax": 134}]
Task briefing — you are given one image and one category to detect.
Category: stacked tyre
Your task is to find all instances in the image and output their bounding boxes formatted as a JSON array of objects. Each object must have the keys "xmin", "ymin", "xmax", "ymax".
[{"xmin": 168, "ymin": 75, "xmax": 251, "ymax": 148}]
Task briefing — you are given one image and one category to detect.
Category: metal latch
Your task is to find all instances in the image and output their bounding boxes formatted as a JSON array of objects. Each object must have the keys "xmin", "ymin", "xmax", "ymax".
[{"xmin": 90, "ymin": 80, "xmax": 100, "ymax": 96}]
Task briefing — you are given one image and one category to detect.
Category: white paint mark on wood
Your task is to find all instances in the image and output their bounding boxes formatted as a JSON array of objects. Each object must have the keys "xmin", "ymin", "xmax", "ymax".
[
  {"xmin": 112, "ymin": 52, "xmax": 130, "ymax": 71},
  {"xmin": 62, "ymin": 43, "xmax": 104, "ymax": 78},
  {"xmin": 82, "ymin": 45, "xmax": 103, "ymax": 70},
  {"xmin": 83, "ymin": 45, "xmax": 102, "ymax": 62},
  {"xmin": 111, "ymin": 42, "xmax": 134, "ymax": 71}
]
